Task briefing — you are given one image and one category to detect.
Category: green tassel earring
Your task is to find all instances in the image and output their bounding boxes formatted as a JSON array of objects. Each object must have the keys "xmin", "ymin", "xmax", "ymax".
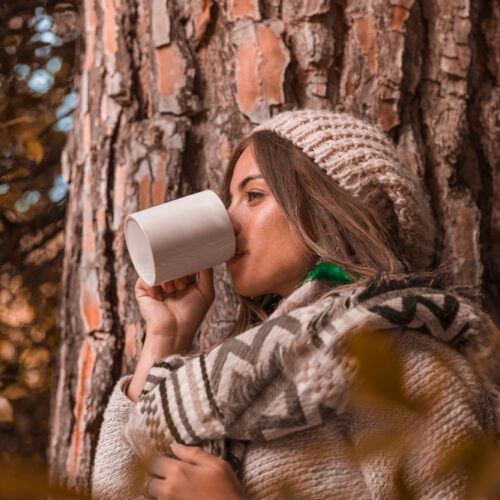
[{"xmin": 295, "ymin": 260, "xmax": 357, "ymax": 288}]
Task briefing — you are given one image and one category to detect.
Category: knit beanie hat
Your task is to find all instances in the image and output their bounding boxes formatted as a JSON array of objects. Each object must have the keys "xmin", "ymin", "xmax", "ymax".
[{"xmin": 254, "ymin": 109, "xmax": 436, "ymax": 271}]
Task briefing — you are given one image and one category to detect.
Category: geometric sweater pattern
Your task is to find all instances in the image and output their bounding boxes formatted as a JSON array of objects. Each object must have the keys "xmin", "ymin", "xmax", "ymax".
[{"xmin": 121, "ymin": 275, "xmax": 500, "ymax": 472}]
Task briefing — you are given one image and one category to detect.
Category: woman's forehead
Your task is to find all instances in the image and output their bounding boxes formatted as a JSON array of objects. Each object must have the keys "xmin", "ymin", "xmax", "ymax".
[{"xmin": 230, "ymin": 147, "xmax": 263, "ymax": 186}]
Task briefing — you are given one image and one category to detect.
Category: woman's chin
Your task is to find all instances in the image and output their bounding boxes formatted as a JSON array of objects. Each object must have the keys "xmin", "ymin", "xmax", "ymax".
[
  {"xmin": 230, "ymin": 277, "xmax": 267, "ymax": 298},
  {"xmin": 227, "ymin": 263, "xmax": 276, "ymax": 297},
  {"xmin": 233, "ymin": 284, "xmax": 258, "ymax": 298}
]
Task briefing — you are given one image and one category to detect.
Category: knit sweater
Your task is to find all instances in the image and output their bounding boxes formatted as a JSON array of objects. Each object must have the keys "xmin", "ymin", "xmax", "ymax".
[{"xmin": 92, "ymin": 276, "xmax": 499, "ymax": 499}]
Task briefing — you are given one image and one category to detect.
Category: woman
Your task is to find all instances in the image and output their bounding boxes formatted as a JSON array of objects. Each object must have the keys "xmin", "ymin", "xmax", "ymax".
[{"xmin": 92, "ymin": 110, "xmax": 499, "ymax": 499}]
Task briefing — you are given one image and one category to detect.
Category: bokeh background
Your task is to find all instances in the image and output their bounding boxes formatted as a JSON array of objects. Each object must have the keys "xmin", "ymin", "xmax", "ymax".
[{"xmin": 0, "ymin": 0, "xmax": 78, "ymax": 470}]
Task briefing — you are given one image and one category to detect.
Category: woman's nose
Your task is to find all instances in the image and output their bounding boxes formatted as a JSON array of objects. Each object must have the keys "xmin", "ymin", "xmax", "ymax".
[{"xmin": 227, "ymin": 207, "xmax": 241, "ymax": 236}]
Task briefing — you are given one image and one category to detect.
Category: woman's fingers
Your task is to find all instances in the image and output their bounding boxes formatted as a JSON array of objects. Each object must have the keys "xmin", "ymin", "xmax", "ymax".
[
  {"xmin": 145, "ymin": 475, "xmax": 169, "ymax": 499},
  {"xmin": 148, "ymin": 455, "xmax": 176, "ymax": 478},
  {"xmin": 136, "ymin": 277, "xmax": 164, "ymax": 301},
  {"xmin": 170, "ymin": 443, "xmax": 221, "ymax": 468},
  {"xmin": 174, "ymin": 276, "xmax": 188, "ymax": 291},
  {"xmin": 138, "ymin": 271, "xmax": 204, "ymax": 298},
  {"xmin": 196, "ymin": 268, "xmax": 215, "ymax": 305},
  {"xmin": 158, "ymin": 274, "xmax": 197, "ymax": 294},
  {"xmin": 145, "ymin": 447, "xmax": 245, "ymax": 499},
  {"xmin": 147, "ymin": 455, "xmax": 189, "ymax": 498},
  {"xmin": 148, "ymin": 445, "xmax": 217, "ymax": 475},
  {"xmin": 161, "ymin": 281, "xmax": 175, "ymax": 294}
]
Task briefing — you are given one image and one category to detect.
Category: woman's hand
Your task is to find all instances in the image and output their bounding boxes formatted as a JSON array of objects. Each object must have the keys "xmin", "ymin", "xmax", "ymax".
[
  {"xmin": 144, "ymin": 443, "xmax": 247, "ymax": 500},
  {"xmin": 134, "ymin": 268, "xmax": 215, "ymax": 350},
  {"xmin": 127, "ymin": 269, "xmax": 214, "ymax": 402}
]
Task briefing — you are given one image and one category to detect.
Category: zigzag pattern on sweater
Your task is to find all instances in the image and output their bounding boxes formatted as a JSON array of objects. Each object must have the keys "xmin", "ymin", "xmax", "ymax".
[{"xmin": 122, "ymin": 276, "xmax": 500, "ymax": 471}]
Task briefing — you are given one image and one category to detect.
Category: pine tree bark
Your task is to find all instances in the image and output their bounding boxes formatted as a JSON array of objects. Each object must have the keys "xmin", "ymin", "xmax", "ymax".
[{"xmin": 48, "ymin": 0, "xmax": 500, "ymax": 492}]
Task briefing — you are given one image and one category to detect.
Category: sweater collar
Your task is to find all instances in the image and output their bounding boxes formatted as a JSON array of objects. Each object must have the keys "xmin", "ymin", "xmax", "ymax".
[{"xmin": 270, "ymin": 278, "xmax": 336, "ymax": 318}]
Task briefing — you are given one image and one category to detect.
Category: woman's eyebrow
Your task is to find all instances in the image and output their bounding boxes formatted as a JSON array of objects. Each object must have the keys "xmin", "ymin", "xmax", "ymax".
[{"xmin": 239, "ymin": 174, "xmax": 263, "ymax": 190}]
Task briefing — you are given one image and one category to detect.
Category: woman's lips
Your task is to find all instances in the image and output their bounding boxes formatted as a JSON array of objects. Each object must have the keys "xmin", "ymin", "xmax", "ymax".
[{"xmin": 227, "ymin": 252, "xmax": 246, "ymax": 265}]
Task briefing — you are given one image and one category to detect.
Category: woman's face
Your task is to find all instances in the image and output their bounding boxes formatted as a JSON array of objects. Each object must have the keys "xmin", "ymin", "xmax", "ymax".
[{"xmin": 226, "ymin": 145, "xmax": 315, "ymax": 298}]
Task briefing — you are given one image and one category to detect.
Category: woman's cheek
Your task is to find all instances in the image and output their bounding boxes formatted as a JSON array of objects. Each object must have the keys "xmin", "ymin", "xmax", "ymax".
[{"xmin": 231, "ymin": 254, "xmax": 272, "ymax": 297}]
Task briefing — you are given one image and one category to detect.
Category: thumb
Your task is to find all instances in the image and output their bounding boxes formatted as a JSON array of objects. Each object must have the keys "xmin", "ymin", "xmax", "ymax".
[
  {"xmin": 196, "ymin": 268, "xmax": 215, "ymax": 305},
  {"xmin": 170, "ymin": 443, "xmax": 216, "ymax": 467}
]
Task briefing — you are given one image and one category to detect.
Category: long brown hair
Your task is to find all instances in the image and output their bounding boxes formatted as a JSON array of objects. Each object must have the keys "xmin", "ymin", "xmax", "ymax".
[{"xmin": 219, "ymin": 130, "xmax": 406, "ymax": 336}]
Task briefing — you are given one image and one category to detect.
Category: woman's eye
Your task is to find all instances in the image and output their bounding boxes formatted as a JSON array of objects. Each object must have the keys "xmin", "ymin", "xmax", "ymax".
[{"xmin": 246, "ymin": 191, "xmax": 262, "ymax": 202}]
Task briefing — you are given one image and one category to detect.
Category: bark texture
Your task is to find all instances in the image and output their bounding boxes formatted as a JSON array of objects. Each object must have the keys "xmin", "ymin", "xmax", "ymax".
[{"xmin": 48, "ymin": 0, "xmax": 500, "ymax": 492}]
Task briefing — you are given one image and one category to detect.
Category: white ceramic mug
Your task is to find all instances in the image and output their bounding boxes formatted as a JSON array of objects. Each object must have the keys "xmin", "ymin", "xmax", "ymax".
[{"xmin": 124, "ymin": 190, "xmax": 235, "ymax": 286}]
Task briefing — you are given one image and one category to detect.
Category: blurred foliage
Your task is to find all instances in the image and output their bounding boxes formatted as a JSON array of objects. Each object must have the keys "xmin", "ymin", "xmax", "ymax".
[
  {"xmin": 345, "ymin": 329, "xmax": 500, "ymax": 499},
  {"xmin": 0, "ymin": 462, "xmax": 90, "ymax": 499},
  {"xmin": 267, "ymin": 329, "xmax": 500, "ymax": 499},
  {"xmin": 0, "ymin": 0, "xmax": 78, "ymax": 472}
]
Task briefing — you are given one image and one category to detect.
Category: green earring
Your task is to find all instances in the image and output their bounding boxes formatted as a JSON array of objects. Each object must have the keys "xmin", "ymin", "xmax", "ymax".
[{"xmin": 295, "ymin": 260, "xmax": 357, "ymax": 288}]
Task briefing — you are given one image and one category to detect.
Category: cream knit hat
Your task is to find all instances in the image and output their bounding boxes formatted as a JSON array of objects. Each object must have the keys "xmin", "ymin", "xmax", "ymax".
[{"xmin": 254, "ymin": 109, "xmax": 436, "ymax": 270}]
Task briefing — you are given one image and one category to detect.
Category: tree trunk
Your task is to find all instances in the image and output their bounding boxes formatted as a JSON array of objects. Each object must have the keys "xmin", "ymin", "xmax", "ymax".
[{"xmin": 48, "ymin": 0, "xmax": 500, "ymax": 492}]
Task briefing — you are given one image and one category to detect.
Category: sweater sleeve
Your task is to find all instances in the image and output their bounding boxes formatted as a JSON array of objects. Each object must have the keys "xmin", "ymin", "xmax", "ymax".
[{"xmin": 91, "ymin": 375, "xmax": 142, "ymax": 500}]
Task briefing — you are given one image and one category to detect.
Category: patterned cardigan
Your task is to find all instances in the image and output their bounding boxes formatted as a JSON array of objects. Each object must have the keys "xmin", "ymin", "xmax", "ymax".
[{"xmin": 92, "ymin": 275, "xmax": 500, "ymax": 499}]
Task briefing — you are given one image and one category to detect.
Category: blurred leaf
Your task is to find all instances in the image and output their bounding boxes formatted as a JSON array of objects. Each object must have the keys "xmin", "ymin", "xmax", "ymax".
[
  {"xmin": 355, "ymin": 425, "xmax": 406, "ymax": 458},
  {"xmin": 23, "ymin": 138, "xmax": 44, "ymax": 163},
  {"xmin": 0, "ymin": 395, "xmax": 14, "ymax": 423},
  {"xmin": 394, "ymin": 467, "xmax": 417, "ymax": 500},
  {"xmin": 0, "ymin": 462, "xmax": 90, "ymax": 499},
  {"xmin": 0, "ymin": 116, "xmax": 30, "ymax": 129},
  {"xmin": 345, "ymin": 329, "xmax": 425, "ymax": 413},
  {"xmin": 0, "ymin": 384, "xmax": 27, "ymax": 401},
  {"xmin": 438, "ymin": 436, "xmax": 500, "ymax": 498},
  {"xmin": 276, "ymin": 482, "xmax": 306, "ymax": 500}
]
